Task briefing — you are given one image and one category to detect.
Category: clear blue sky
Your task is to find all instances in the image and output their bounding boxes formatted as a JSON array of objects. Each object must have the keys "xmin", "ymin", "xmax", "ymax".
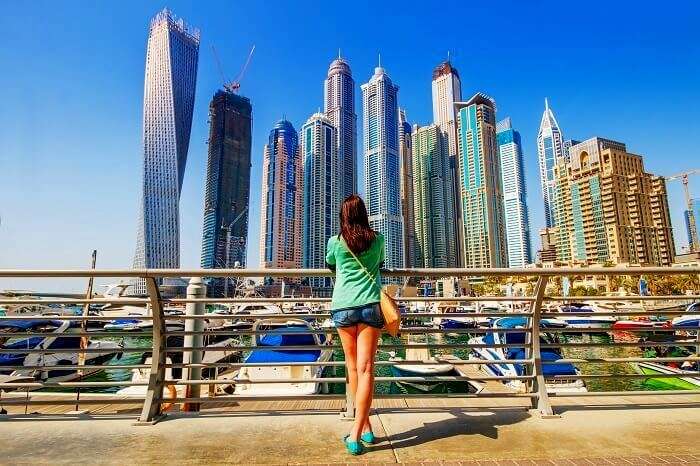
[{"xmin": 1, "ymin": 1, "xmax": 699, "ymax": 291}]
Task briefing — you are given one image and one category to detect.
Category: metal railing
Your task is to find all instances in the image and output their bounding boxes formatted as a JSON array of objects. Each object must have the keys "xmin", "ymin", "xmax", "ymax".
[{"xmin": 0, "ymin": 267, "xmax": 699, "ymax": 423}]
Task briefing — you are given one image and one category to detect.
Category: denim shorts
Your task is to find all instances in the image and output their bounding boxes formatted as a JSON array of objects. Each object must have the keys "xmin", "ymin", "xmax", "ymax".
[{"xmin": 331, "ymin": 303, "xmax": 384, "ymax": 329}]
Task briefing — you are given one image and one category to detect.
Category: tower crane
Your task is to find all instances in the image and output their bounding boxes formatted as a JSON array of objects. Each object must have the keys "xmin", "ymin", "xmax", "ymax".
[
  {"xmin": 211, "ymin": 44, "xmax": 255, "ymax": 93},
  {"xmin": 665, "ymin": 169, "xmax": 700, "ymax": 253}
]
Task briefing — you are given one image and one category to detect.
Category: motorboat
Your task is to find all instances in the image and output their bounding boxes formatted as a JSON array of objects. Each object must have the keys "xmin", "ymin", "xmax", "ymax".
[
  {"xmin": 612, "ymin": 318, "xmax": 672, "ymax": 333},
  {"xmin": 116, "ymin": 332, "xmax": 241, "ymax": 398},
  {"xmin": 436, "ymin": 305, "xmax": 477, "ymax": 330},
  {"xmin": 671, "ymin": 303, "xmax": 700, "ymax": 332},
  {"xmin": 389, "ymin": 335, "xmax": 454, "ymax": 392},
  {"xmin": 468, "ymin": 316, "xmax": 586, "ymax": 394},
  {"xmin": 557, "ymin": 303, "xmax": 617, "ymax": 329},
  {"xmin": 231, "ymin": 318, "xmax": 333, "ymax": 396},
  {"xmin": 633, "ymin": 360, "xmax": 700, "ymax": 390},
  {"xmin": 1, "ymin": 319, "xmax": 122, "ymax": 387}
]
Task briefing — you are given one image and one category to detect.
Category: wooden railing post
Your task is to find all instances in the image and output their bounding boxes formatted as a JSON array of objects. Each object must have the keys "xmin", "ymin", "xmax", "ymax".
[
  {"xmin": 529, "ymin": 275, "xmax": 556, "ymax": 418},
  {"xmin": 136, "ymin": 276, "xmax": 166, "ymax": 425}
]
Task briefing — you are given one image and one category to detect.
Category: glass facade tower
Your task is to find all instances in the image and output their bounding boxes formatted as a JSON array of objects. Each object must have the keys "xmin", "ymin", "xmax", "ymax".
[
  {"xmin": 301, "ymin": 113, "xmax": 338, "ymax": 288},
  {"xmin": 537, "ymin": 98, "xmax": 565, "ymax": 228},
  {"xmin": 324, "ymin": 57, "xmax": 357, "ymax": 200},
  {"xmin": 361, "ymin": 65, "xmax": 404, "ymax": 273},
  {"xmin": 496, "ymin": 117, "xmax": 532, "ymax": 267},
  {"xmin": 133, "ymin": 9, "xmax": 200, "ymax": 294}
]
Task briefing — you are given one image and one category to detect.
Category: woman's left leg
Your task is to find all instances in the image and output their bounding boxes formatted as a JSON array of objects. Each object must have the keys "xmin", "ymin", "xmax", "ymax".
[{"xmin": 349, "ymin": 323, "xmax": 380, "ymax": 441}]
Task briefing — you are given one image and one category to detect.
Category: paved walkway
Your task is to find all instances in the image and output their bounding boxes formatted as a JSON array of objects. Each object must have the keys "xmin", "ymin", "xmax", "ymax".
[{"xmin": 1, "ymin": 395, "xmax": 700, "ymax": 464}]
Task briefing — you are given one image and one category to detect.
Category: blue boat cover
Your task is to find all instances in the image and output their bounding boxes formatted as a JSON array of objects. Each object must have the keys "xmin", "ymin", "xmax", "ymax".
[
  {"xmin": 246, "ymin": 349, "xmax": 322, "ymax": 364},
  {"xmin": 246, "ymin": 326, "xmax": 325, "ymax": 364},
  {"xmin": 0, "ymin": 319, "xmax": 60, "ymax": 330},
  {"xmin": 257, "ymin": 327, "xmax": 325, "ymax": 347},
  {"xmin": 507, "ymin": 348, "xmax": 578, "ymax": 376}
]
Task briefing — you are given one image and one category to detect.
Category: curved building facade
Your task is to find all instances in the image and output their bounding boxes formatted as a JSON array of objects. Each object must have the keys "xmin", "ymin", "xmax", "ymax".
[{"xmin": 133, "ymin": 9, "xmax": 199, "ymax": 294}]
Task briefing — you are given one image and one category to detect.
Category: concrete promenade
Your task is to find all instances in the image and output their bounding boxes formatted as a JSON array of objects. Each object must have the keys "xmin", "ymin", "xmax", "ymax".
[{"xmin": 1, "ymin": 394, "xmax": 699, "ymax": 464}]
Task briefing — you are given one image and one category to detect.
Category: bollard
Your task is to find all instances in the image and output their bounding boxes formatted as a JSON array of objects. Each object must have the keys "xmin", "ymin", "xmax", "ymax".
[{"xmin": 183, "ymin": 277, "xmax": 206, "ymax": 411}]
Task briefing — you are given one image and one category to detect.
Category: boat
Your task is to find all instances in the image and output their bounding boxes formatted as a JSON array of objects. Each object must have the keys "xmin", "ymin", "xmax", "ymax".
[
  {"xmin": 612, "ymin": 319, "xmax": 672, "ymax": 333},
  {"xmin": 231, "ymin": 318, "xmax": 333, "ymax": 396},
  {"xmin": 1, "ymin": 319, "xmax": 122, "ymax": 387},
  {"xmin": 436, "ymin": 305, "xmax": 477, "ymax": 330},
  {"xmin": 116, "ymin": 332, "xmax": 241, "ymax": 397},
  {"xmin": 389, "ymin": 335, "xmax": 454, "ymax": 393},
  {"xmin": 468, "ymin": 316, "xmax": 587, "ymax": 394},
  {"xmin": 633, "ymin": 361, "xmax": 700, "ymax": 390},
  {"xmin": 671, "ymin": 303, "xmax": 700, "ymax": 332},
  {"xmin": 557, "ymin": 303, "xmax": 617, "ymax": 329}
]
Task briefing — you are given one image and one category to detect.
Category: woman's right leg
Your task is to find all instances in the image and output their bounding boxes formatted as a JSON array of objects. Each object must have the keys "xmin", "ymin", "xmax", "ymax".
[
  {"xmin": 337, "ymin": 325, "xmax": 359, "ymax": 419},
  {"xmin": 349, "ymin": 323, "xmax": 380, "ymax": 441}
]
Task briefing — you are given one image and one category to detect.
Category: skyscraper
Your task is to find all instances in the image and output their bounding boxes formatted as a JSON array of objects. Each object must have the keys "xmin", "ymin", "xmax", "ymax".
[
  {"xmin": 133, "ymin": 9, "xmax": 199, "ymax": 294},
  {"xmin": 301, "ymin": 113, "xmax": 338, "ymax": 288},
  {"xmin": 552, "ymin": 137, "xmax": 675, "ymax": 266},
  {"xmin": 200, "ymin": 90, "xmax": 252, "ymax": 297},
  {"xmin": 411, "ymin": 124, "xmax": 452, "ymax": 267},
  {"xmin": 537, "ymin": 98, "xmax": 565, "ymax": 228},
  {"xmin": 398, "ymin": 109, "xmax": 416, "ymax": 268},
  {"xmin": 496, "ymin": 117, "xmax": 532, "ymax": 267},
  {"xmin": 260, "ymin": 120, "xmax": 303, "ymax": 276},
  {"xmin": 324, "ymin": 56, "xmax": 357, "ymax": 200},
  {"xmin": 684, "ymin": 199, "xmax": 700, "ymax": 251},
  {"xmin": 361, "ymin": 63, "xmax": 404, "ymax": 272},
  {"xmin": 431, "ymin": 61, "xmax": 461, "ymax": 266},
  {"xmin": 455, "ymin": 93, "xmax": 507, "ymax": 268}
]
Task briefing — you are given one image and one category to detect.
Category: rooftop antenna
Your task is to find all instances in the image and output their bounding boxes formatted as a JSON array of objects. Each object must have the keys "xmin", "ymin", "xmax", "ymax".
[
  {"xmin": 545, "ymin": 97, "xmax": 550, "ymax": 111},
  {"xmin": 378, "ymin": 53, "xmax": 381, "ymax": 67},
  {"xmin": 338, "ymin": 48, "xmax": 341, "ymax": 59},
  {"xmin": 447, "ymin": 50, "xmax": 450, "ymax": 62}
]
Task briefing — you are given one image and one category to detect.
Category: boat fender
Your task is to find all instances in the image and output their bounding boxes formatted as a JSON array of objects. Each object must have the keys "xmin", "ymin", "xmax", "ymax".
[{"xmin": 161, "ymin": 384, "xmax": 177, "ymax": 412}]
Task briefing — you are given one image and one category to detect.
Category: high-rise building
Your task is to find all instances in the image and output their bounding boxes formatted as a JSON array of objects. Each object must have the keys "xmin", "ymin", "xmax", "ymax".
[
  {"xmin": 324, "ymin": 56, "xmax": 357, "ymax": 200},
  {"xmin": 411, "ymin": 124, "xmax": 452, "ymax": 267},
  {"xmin": 133, "ymin": 9, "xmax": 199, "ymax": 294},
  {"xmin": 200, "ymin": 91, "xmax": 252, "ymax": 296},
  {"xmin": 496, "ymin": 118, "xmax": 532, "ymax": 267},
  {"xmin": 537, "ymin": 98, "xmax": 565, "ymax": 229},
  {"xmin": 552, "ymin": 137, "xmax": 675, "ymax": 266},
  {"xmin": 301, "ymin": 113, "xmax": 338, "ymax": 288},
  {"xmin": 260, "ymin": 120, "xmax": 303, "ymax": 277},
  {"xmin": 398, "ymin": 109, "xmax": 416, "ymax": 268},
  {"xmin": 431, "ymin": 61, "xmax": 461, "ymax": 266},
  {"xmin": 454, "ymin": 93, "xmax": 507, "ymax": 268},
  {"xmin": 684, "ymin": 199, "xmax": 700, "ymax": 251},
  {"xmin": 361, "ymin": 64, "xmax": 404, "ymax": 272}
]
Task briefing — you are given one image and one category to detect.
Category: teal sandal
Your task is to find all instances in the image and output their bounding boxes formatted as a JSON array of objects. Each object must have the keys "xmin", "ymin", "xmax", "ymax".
[
  {"xmin": 361, "ymin": 431, "xmax": 376, "ymax": 444},
  {"xmin": 343, "ymin": 435, "xmax": 364, "ymax": 455}
]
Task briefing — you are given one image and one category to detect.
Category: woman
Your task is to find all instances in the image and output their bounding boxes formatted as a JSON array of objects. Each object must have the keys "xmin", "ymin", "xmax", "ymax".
[{"xmin": 325, "ymin": 195, "xmax": 385, "ymax": 456}]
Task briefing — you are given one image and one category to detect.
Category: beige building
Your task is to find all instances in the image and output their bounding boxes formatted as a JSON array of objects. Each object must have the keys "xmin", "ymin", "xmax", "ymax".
[{"xmin": 551, "ymin": 137, "xmax": 675, "ymax": 266}]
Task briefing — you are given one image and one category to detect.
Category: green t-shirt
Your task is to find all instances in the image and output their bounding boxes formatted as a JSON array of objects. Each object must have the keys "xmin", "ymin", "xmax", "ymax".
[{"xmin": 325, "ymin": 233, "xmax": 385, "ymax": 311}]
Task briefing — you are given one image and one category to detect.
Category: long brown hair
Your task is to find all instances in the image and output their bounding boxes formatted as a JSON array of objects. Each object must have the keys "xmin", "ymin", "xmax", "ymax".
[{"xmin": 339, "ymin": 195, "xmax": 376, "ymax": 254}]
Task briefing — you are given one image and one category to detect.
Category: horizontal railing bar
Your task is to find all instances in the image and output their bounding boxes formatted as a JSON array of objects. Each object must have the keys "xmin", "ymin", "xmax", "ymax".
[
  {"xmin": 549, "ymin": 389, "xmax": 700, "ymax": 397},
  {"xmin": 0, "ymin": 298, "xmax": 150, "ymax": 305},
  {"xmin": 0, "ymin": 348, "xmax": 142, "ymax": 354},
  {"xmin": 544, "ymin": 311, "xmax": 695, "ymax": 317},
  {"xmin": 550, "ymin": 373, "xmax": 700, "ymax": 380},
  {"xmin": 545, "ymin": 296, "xmax": 700, "ymax": 301},
  {"xmin": 546, "ymin": 326, "xmax": 695, "ymax": 333},
  {"xmin": 168, "ymin": 393, "xmax": 538, "ymax": 403},
  {"xmin": 166, "ymin": 296, "xmax": 537, "ymax": 303},
  {"xmin": 167, "ymin": 375, "xmax": 535, "ymax": 385},
  {"xmin": 0, "ymin": 315, "xmax": 155, "ymax": 321},
  {"xmin": 164, "ymin": 359, "xmax": 534, "ymax": 369},
  {"xmin": 542, "ymin": 341, "xmax": 699, "ymax": 348},
  {"xmin": 0, "ymin": 364, "xmax": 152, "ymax": 371},
  {"xmin": 1, "ymin": 266, "xmax": 698, "ymax": 278},
  {"xmin": 162, "ymin": 328, "xmax": 533, "ymax": 337},
  {"xmin": 0, "ymin": 398, "xmax": 146, "ymax": 406},
  {"xmin": 162, "ymin": 343, "xmax": 530, "ymax": 352},
  {"xmin": 0, "ymin": 381, "xmax": 149, "ymax": 388},
  {"xmin": 542, "ymin": 357, "xmax": 700, "ymax": 364},
  {"xmin": 0, "ymin": 331, "xmax": 154, "ymax": 338}
]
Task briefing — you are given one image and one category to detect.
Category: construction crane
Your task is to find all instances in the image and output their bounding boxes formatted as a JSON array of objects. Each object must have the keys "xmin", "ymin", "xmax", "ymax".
[
  {"xmin": 665, "ymin": 169, "xmax": 700, "ymax": 253},
  {"xmin": 211, "ymin": 44, "xmax": 255, "ymax": 93}
]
